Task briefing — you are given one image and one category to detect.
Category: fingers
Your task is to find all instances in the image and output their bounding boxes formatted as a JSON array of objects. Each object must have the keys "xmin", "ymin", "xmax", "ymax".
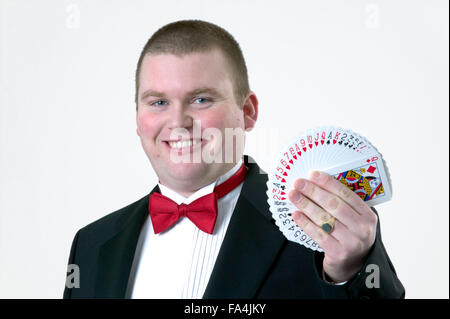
[
  {"xmin": 289, "ymin": 179, "xmax": 361, "ymax": 235},
  {"xmin": 289, "ymin": 190, "xmax": 347, "ymax": 243},
  {"xmin": 291, "ymin": 210, "xmax": 340, "ymax": 252},
  {"xmin": 309, "ymin": 171, "xmax": 378, "ymax": 235},
  {"xmin": 292, "ymin": 210, "xmax": 370, "ymax": 264},
  {"xmin": 309, "ymin": 171, "xmax": 374, "ymax": 218}
]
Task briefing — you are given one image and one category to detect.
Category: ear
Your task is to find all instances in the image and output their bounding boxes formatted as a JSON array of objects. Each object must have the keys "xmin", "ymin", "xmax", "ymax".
[{"xmin": 242, "ymin": 91, "xmax": 258, "ymax": 132}]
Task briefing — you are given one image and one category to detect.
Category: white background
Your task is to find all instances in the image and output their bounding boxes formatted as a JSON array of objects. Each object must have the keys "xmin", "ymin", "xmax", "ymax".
[{"xmin": 0, "ymin": 0, "xmax": 448, "ymax": 298}]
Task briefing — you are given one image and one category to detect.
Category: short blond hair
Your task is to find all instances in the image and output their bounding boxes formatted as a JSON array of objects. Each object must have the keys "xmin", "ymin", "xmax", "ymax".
[{"xmin": 135, "ymin": 20, "xmax": 250, "ymax": 108}]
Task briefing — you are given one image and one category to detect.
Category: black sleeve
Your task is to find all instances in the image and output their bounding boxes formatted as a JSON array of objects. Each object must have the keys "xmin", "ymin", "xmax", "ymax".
[{"xmin": 63, "ymin": 230, "xmax": 80, "ymax": 299}]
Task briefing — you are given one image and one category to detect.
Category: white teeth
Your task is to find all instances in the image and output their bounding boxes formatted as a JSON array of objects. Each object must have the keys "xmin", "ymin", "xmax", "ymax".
[{"xmin": 168, "ymin": 140, "xmax": 200, "ymax": 149}]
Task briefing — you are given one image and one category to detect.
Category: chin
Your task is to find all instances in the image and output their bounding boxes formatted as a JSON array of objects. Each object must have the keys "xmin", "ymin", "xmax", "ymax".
[{"xmin": 165, "ymin": 160, "xmax": 210, "ymax": 181}]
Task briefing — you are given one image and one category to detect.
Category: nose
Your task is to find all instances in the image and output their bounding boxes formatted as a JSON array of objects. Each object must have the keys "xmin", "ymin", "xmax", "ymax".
[{"xmin": 167, "ymin": 104, "xmax": 193, "ymax": 130}]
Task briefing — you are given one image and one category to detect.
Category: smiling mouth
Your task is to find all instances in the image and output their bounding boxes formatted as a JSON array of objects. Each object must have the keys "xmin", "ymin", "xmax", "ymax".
[{"xmin": 164, "ymin": 138, "xmax": 206, "ymax": 150}]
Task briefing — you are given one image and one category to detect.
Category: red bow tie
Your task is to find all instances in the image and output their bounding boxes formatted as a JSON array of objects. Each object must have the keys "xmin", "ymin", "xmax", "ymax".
[{"xmin": 149, "ymin": 163, "xmax": 248, "ymax": 234}]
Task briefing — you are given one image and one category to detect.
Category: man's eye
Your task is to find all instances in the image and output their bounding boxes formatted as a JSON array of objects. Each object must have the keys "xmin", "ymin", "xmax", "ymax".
[
  {"xmin": 193, "ymin": 97, "xmax": 210, "ymax": 104},
  {"xmin": 151, "ymin": 100, "xmax": 167, "ymax": 107}
]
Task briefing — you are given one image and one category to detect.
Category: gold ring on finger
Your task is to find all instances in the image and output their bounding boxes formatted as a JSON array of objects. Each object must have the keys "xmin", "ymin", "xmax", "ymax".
[{"xmin": 321, "ymin": 216, "xmax": 336, "ymax": 234}]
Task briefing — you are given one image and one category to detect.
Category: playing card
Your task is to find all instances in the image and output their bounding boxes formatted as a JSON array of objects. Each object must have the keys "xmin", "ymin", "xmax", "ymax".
[
  {"xmin": 266, "ymin": 126, "xmax": 392, "ymax": 252},
  {"xmin": 323, "ymin": 157, "xmax": 392, "ymax": 207}
]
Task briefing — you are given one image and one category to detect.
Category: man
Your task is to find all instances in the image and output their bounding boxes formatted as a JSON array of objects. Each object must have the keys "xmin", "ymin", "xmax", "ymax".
[{"xmin": 64, "ymin": 20, "xmax": 404, "ymax": 298}]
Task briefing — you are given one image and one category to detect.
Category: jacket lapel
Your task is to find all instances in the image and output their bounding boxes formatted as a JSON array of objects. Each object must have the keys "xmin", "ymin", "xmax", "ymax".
[
  {"xmin": 93, "ymin": 187, "xmax": 158, "ymax": 298},
  {"xmin": 203, "ymin": 156, "xmax": 285, "ymax": 298}
]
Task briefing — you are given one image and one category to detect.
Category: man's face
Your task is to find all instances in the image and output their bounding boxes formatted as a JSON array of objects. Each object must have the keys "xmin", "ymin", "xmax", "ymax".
[{"xmin": 136, "ymin": 49, "xmax": 256, "ymax": 195}]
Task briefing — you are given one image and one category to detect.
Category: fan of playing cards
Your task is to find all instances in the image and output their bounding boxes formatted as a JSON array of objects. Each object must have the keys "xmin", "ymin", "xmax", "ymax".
[{"xmin": 266, "ymin": 126, "xmax": 392, "ymax": 252}]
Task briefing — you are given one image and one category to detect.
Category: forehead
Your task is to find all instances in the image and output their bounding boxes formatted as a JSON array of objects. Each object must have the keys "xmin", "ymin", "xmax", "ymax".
[{"xmin": 139, "ymin": 49, "xmax": 233, "ymax": 93}]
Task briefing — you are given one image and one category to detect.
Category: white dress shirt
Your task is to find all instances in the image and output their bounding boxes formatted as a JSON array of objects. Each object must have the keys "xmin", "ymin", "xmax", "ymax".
[{"xmin": 126, "ymin": 160, "xmax": 244, "ymax": 299}]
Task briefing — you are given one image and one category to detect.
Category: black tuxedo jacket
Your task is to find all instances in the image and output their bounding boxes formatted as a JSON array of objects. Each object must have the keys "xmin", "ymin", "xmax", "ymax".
[{"xmin": 63, "ymin": 155, "xmax": 405, "ymax": 299}]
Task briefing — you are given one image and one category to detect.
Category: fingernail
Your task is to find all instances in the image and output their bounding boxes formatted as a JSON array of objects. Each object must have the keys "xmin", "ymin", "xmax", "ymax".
[
  {"xmin": 310, "ymin": 171, "xmax": 321, "ymax": 180},
  {"xmin": 296, "ymin": 180, "xmax": 306, "ymax": 190},
  {"xmin": 289, "ymin": 190, "xmax": 302, "ymax": 202},
  {"xmin": 292, "ymin": 211, "xmax": 301, "ymax": 221}
]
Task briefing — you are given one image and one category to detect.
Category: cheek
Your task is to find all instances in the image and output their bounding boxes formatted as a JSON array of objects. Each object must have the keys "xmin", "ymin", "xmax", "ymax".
[
  {"xmin": 200, "ymin": 108, "xmax": 243, "ymax": 131},
  {"xmin": 137, "ymin": 113, "xmax": 158, "ymax": 137}
]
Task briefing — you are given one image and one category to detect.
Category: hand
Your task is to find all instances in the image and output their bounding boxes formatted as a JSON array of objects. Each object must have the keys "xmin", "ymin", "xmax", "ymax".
[{"xmin": 288, "ymin": 171, "xmax": 378, "ymax": 283}]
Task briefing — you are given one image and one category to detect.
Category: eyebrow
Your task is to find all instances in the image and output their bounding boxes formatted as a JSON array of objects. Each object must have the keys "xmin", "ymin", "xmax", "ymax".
[{"xmin": 140, "ymin": 87, "xmax": 223, "ymax": 102}]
